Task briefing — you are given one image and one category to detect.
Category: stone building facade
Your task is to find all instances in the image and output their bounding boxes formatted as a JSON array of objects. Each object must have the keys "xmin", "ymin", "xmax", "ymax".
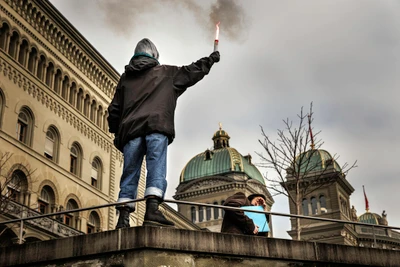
[
  {"xmin": 0, "ymin": 0, "xmax": 130, "ymax": 245},
  {"xmin": 284, "ymin": 148, "xmax": 400, "ymax": 249}
]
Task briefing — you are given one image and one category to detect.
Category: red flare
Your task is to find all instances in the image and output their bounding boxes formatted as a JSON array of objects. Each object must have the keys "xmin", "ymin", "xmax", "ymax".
[{"xmin": 215, "ymin": 22, "xmax": 220, "ymax": 40}]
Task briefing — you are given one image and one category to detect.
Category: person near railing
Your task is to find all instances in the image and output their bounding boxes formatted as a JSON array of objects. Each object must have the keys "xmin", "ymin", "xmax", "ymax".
[
  {"xmin": 220, "ymin": 192, "xmax": 260, "ymax": 235},
  {"xmin": 107, "ymin": 38, "xmax": 220, "ymax": 228},
  {"xmin": 247, "ymin": 193, "xmax": 269, "ymax": 237}
]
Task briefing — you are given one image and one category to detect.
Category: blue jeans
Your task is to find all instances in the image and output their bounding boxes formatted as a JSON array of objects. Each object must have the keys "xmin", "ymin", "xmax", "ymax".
[{"xmin": 117, "ymin": 133, "xmax": 168, "ymax": 211}]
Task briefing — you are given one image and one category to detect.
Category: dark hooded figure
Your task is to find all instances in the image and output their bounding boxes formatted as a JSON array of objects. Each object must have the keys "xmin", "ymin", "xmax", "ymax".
[
  {"xmin": 108, "ymin": 38, "xmax": 220, "ymax": 228},
  {"xmin": 220, "ymin": 192, "xmax": 258, "ymax": 235}
]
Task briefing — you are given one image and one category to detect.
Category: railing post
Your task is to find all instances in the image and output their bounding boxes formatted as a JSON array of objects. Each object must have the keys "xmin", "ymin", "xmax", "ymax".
[{"xmin": 19, "ymin": 219, "xmax": 24, "ymax": 244}]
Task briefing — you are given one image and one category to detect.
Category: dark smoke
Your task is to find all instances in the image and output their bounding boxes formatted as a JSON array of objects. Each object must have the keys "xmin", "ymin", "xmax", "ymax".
[
  {"xmin": 98, "ymin": 0, "xmax": 248, "ymax": 42},
  {"xmin": 209, "ymin": 0, "xmax": 247, "ymax": 41}
]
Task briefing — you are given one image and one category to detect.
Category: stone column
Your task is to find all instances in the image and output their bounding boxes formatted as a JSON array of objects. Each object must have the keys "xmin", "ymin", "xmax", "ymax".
[
  {"xmin": 14, "ymin": 40, "xmax": 21, "ymax": 60},
  {"xmin": 48, "ymin": 69, "xmax": 55, "ymax": 89},
  {"xmin": 42, "ymin": 63, "xmax": 48, "ymax": 83},
  {"xmin": 97, "ymin": 110, "xmax": 103, "ymax": 128},
  {"xmin": 3, "ymin": 32, "xmax": 11, "ymax": 53},
  {"xmin": 23, "ymin": 48, "xmax": 29, "ymax": 68},
  {"xmin": 194, "ymin": 206, "xmax": 199, "ymax": 223},
  {"xmin": 33, "ymin": 56, "xmax": 39, "ymax": 76}
]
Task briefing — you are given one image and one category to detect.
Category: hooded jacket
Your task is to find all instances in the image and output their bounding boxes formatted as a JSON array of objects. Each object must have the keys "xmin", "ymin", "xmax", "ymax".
[
  {"xmin": 107, "ymin": 38, "xmax": 218, "ymax": 151},
  {"xmin": 220, "ymin": 192, "xmax": 256, "ymax": 235}
]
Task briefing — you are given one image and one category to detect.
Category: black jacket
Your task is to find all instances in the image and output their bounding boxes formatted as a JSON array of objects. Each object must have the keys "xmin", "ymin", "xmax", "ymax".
[
  {"xmin": 108, "ymin": 55, "xmax": 217, "ymax": 151},
  {"xmin": 220, "ymin": 192, "xmax": 256, "ymax": 235}
]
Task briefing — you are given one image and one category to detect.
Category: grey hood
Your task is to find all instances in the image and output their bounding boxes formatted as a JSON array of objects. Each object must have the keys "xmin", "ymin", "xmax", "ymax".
[{"xmin": 125, "ymin": 38, "xmax": 160, "ymax": 73}]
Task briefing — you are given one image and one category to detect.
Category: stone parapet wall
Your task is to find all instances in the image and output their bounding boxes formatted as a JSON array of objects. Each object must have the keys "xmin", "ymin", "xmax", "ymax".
[{"xmin": 1, "ymin": 226, "xmax": 399, "ymax": 266}]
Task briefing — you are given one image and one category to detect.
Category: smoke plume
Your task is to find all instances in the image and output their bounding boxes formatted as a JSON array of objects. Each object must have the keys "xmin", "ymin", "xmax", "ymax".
[
  {"xmin": 209, "ymin": 0, "xmax": 247, "ymax": 41},
  {"xmin": 98, "ymin": 0, "xmax": 248, "ymax": 42}
]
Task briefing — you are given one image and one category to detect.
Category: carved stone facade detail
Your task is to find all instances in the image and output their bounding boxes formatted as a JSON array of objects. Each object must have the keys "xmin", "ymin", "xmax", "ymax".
[
  {"xmin": 0, "ymin": 56, "xmax": 111, "ymax": 152},
  {"xmin": 6, "ymin": 200, "xmax": 82, "ymax": 238},
  {"xmin": 1, "ymin": 0, "xmax": 119, "ymax": 98}
]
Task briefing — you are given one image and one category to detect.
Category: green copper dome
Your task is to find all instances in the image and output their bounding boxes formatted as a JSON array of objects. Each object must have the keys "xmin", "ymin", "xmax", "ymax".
[
  {"xmin": 179, "ymin": 126, "xmax": 265, "ymax": 185},
  {"xmin": 358, "ymin": 212, "xmax": 381, "ymax": 225},
  {"xmin": 293, "ymin": 149, "xmax": 342, "ymax": 174}
]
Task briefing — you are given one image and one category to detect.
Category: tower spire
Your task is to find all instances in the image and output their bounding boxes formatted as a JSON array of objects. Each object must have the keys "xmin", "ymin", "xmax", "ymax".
[{"xmin": 308, "ymin": 114, "xmax": 315, "ymax": 150}]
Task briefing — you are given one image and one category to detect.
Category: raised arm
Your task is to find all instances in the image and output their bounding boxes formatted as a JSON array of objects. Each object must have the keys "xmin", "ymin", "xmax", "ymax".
[{"xmin": 173, "ymin": 51, "xmax": 220, "ymax": 94}]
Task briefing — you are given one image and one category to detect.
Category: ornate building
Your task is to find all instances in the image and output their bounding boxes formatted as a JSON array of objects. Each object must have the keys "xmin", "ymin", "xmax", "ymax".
[
  {"xmin": 174, "ymin": 125, "xmax": 274, "ymax": 233},
  {"xmin": 284, "ymin": 148, "xmax": 358, "ymax": 245},
  {"xmin": 0, "ymin": 0, "xmax": 126, "ymax": 245},
  {"xmin": 285, "ymin": 148, "xmax": 400, "ymax": 249},
  {"xmin": 354, "ymin": 207, "xmax": 400, "ymax": 249}
]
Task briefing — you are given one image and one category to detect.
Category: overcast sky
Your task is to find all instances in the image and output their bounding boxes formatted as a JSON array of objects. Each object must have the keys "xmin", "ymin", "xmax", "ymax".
[{"xmin": 49, "ymin": 0, "xmax": 400, "ymax": 239}]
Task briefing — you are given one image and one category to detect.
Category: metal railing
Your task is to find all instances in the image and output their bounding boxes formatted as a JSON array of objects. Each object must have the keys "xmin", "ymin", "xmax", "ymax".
[{"xmin": 1, "ymin": 198, "xmax": 399, "ymax": 247}]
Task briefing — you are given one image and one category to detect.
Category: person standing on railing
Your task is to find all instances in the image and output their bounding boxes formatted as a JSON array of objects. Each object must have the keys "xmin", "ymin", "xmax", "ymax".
[
  {"xmin": 108, "ymin": 38, "xmax": 220, "ymax": 228},
  {"xmin": 220, "ymin": 192, "xmax": 259, "ymax": 235}
]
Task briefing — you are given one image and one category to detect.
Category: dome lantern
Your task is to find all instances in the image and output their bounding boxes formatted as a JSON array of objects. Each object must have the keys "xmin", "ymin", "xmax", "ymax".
[{"xmin": 212, "ymin": 122, "xmax": 230, "ymax": 149}]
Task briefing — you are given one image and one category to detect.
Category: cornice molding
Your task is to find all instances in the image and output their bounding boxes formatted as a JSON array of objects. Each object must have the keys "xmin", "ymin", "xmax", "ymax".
[
  {"xmin": 0, "ymin": 1, "xmax": 118, "ymax": 104},
  {"xmin": 174, "ymin": 180, "xmax": 247, "ymax": 200}
]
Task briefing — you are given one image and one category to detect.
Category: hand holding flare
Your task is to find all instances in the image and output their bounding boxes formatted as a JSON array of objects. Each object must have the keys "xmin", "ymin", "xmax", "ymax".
[{"xmin": 214, "ymin": 22, "xmax": 220, "ymax": 52}]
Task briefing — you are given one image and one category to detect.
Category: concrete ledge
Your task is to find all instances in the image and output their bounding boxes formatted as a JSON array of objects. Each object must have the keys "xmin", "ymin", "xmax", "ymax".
[{"xmin": 1, "ymin": 226, "xmax": 399, "ymax": 266}]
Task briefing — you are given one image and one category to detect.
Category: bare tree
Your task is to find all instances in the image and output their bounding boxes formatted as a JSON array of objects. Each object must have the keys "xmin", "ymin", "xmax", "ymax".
[{"xmin": 257, "ymin": 103, "xmax": 357, "ymax": 240}]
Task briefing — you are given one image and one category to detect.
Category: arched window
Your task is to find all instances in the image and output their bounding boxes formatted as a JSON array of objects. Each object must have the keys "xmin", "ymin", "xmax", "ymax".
[
  {"xmin": 302, "ymin": 198, "xmax": 309, "ymax": 216},
  {"xmin": 76, "ymin": 88, "xmax": 83, "ymax": 112},
  {"xmin": 87, "ymin": 211, "xmax": 100, "ymax": 234},
  {"xmin": 213, "ymin": 201, "xmax": 219, "ymax": 219},
  {"xmin": 65, "ymin": 199, "xmax": 79, "ymax": 229},
  {"xmin": 205, "ymin": 149, "xmax": 213, "ymax": 160},
  {"xmin": 18, "ymin": 39, "xmax": 29, "ymax": 66},
  {"xmin": 8, "ymin": 31, "xmax": 19, "ymax": 59},
  {"xmin": 190, "ymin": 206, "xmax": 196, "ymax": 223},
  {"xmin": 198, "ymin": 206, "xmax": 204, "ymax": 222},
  {"xmin": 53, "ymin": 69, "xmax": 62, "ymax": 94},
  {"xmin": 103, "ymin": 111, "xmax": 108, "ymax": 132},
  {"xmin": 36, "ymin": 55, "xmax": 46, "ymax": 81},
  {"xmin": 0, "ymin": 23, "xmax": 11, "ymax": 51},
  {"xmin": 17, "ymin": 107, "xmax": 34, "ymax": 146},
  {"xmin": 61, "ymin": 76, "xmax": 69, "ymax": 97},
  {"xmin": 83, "ymin": 94, "xmax": 90, "ymax": 117},
  {"xmin": 91, "ymin": 157, "xmax": 102, "ymax": 189},
  {"xmin": 206, "ymin": 205, "xmax": 211, "ymax": 221},
  {"xmin": 70, "ymin": 142, "xmax": 82, "ymax": 177},
  {"xmin": 97, "ymin": 106, "xmax": 103, "ymax": 128},
  {"xmin": 311, "ymin": 197, "xmax": 318, "ymax": 215},
  {"xmin": 44, "ymin": 126, "xmax": 60, "ymax": 162},
  {"xmin": 38, "ymin": 186, "xmax": 55, "ymax": 214},
  {"xmin": 69, "ymin": 82, "xmax": 77, "ymax": 106},
  {"xmin": 90, "ymin": 100, "xmax": 96, "ymax": 122},
  {"xmin": 45, "ymin": 62, "xmax": 54, "ymax": 87},
  {"xmin": 27, "ymin": 47, "xmax": 38, "ymax": 73},
  {"xmin": 340, "ymin": 197, "xmax": 349, "ymax": 217},
  {"xmin": 319, "ymin": 195, "xmax": 327, "ymax": 213},
  {"xmin": 8, "ymin": 170, "xmax": 28, "ymax": 204}
]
